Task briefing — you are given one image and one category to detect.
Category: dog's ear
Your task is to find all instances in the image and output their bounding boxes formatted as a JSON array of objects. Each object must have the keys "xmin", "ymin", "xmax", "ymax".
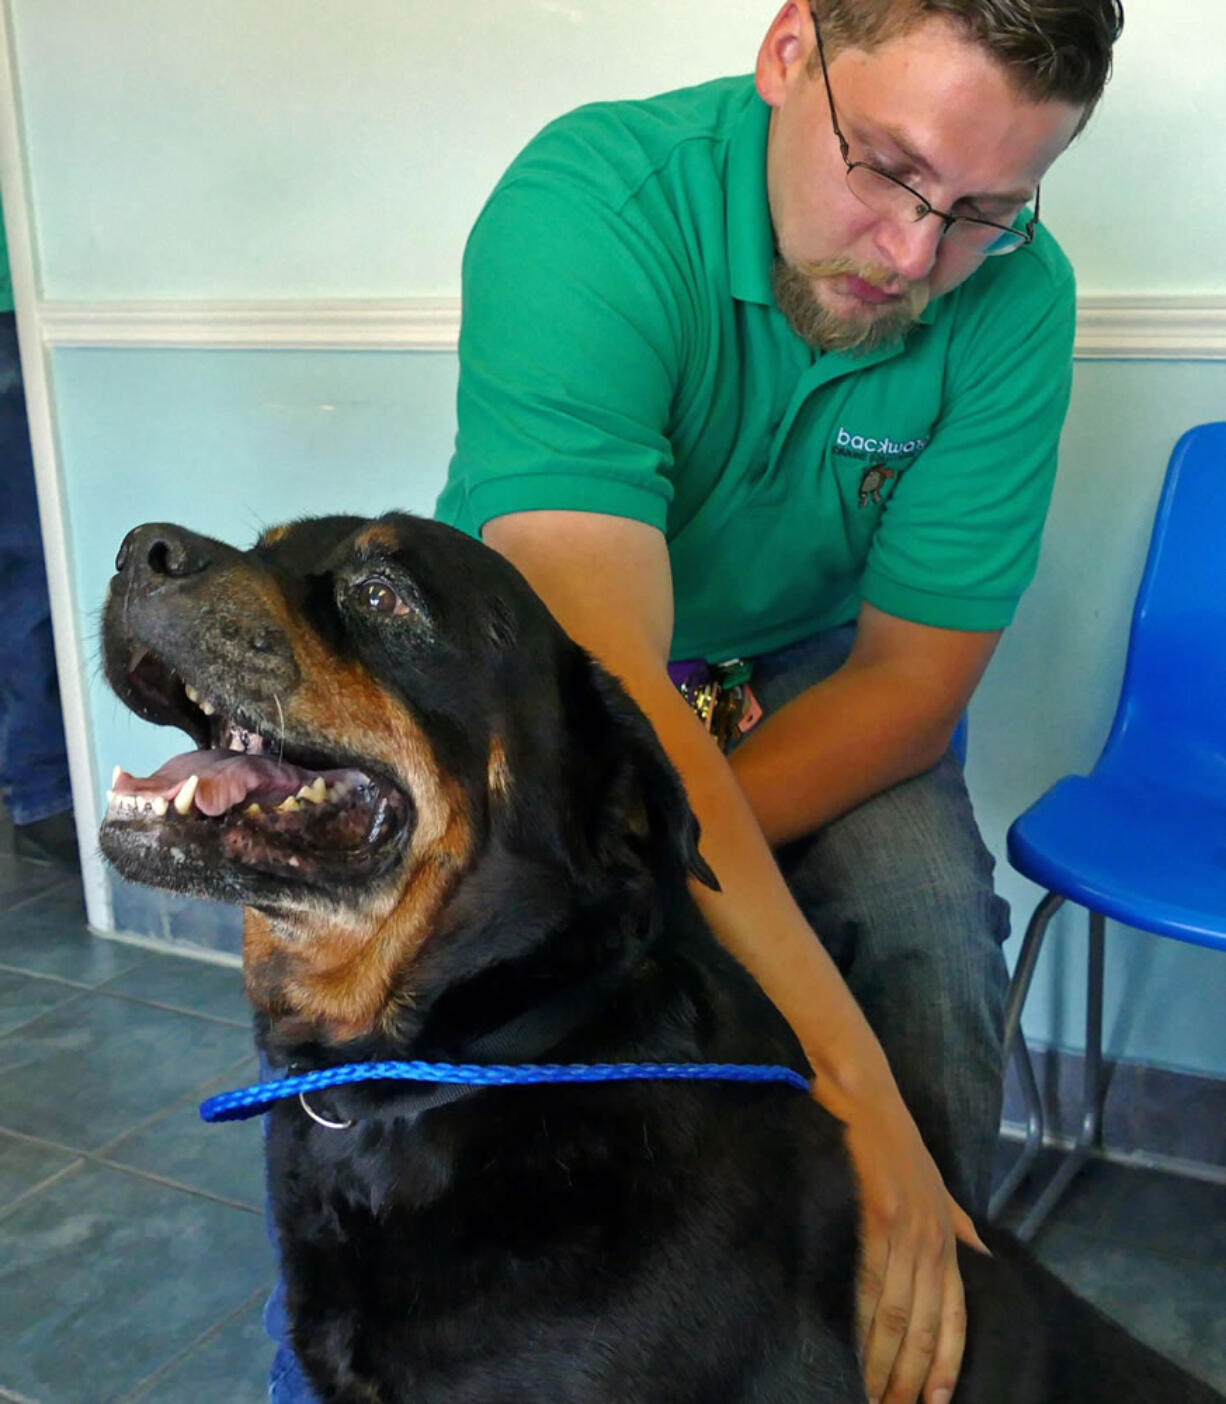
[{"xmin": 560, "ymin": 645, "xmax": 720, "ymax": 895}]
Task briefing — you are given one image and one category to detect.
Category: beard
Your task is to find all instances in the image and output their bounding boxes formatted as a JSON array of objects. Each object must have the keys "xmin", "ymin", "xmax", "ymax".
[{"xmin": 771, "ymin": 256, "xmax": 929, "ymax": 355}]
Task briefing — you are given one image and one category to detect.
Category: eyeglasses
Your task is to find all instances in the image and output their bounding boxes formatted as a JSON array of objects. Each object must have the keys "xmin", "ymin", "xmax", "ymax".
[{"xmin": 808, "ymin": 5, "xmax": 1039, "ymax": 256}]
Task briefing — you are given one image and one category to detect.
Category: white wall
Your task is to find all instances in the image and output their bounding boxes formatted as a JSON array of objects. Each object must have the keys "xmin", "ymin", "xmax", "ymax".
[{"xmin": 12, "ymin": 0, "xmax": 1226, "ymax": 299}]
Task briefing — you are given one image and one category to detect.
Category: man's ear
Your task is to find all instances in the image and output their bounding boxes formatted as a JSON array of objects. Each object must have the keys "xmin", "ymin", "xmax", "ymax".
[
  {"xmin": 756, "ymin": 1, "xmax": 809, "ymax": 108},
  {"xmin": 563, "ymin": 645, "xmax": 719, "ymax": 896}
]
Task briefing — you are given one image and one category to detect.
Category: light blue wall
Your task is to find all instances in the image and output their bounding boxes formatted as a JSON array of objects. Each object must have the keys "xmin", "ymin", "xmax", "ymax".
[{"xmin": 57, "ymin": 347, "xmax": 457, "ymax": 785}]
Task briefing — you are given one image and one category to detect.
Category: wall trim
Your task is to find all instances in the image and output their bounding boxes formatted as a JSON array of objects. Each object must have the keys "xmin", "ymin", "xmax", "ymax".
[
  {"xmin": 40, "ymin": 297, "xmax": 463, "ymax": 352},
  {"xmin": 1075, "ymin": 294, "xmax": 1226, "ymax": 361},
  {"xmin": 38, "ymin": 294, "xmax": 1226, "ymax": 360}
]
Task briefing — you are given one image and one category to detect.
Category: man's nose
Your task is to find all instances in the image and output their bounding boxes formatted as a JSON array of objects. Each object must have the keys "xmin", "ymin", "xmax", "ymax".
[{"xmin": 874, "ymin": 212, "xmax": 945, "ymax": 284}]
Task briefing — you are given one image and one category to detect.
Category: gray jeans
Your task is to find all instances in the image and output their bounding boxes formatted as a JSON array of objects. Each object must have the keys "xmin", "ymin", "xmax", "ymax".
[{"xmin": 748, "ymin": 623, "xmax": 1010, "ymax": 1216}]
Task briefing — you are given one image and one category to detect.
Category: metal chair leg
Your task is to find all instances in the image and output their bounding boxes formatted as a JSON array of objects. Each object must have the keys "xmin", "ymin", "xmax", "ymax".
[
  {"xmin": 1003, "ymin": 890, "xmax": 1065, "ymax": 1060},
  {"xmin": 991, "ymin": 891, "xmax": 1063, "ymax": 1221},
  {"xmin": 988, "ymin": 1030, "xmax": 1045, "ymax": 1219},
  {"xmin": 1015, "ymin": 908, "xmax": 1106, "ymax": 1242}
]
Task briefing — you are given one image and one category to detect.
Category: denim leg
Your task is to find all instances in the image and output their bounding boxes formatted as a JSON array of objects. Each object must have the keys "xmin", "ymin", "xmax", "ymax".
[
  {"xmin": 257, "ymin": 1050, "xmax": 323, "ymax": 1404},
  {"xmin": 746, "ymin": 627, "xmax": 1010, "ymax": 1216},
  {"xmin": 0, "ymin": 314, "xmax": 72, "ymax": 824}
]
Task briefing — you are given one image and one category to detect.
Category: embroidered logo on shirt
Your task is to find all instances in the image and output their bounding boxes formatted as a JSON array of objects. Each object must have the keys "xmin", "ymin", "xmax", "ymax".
[
  {"xmin": 857, "ymin": 464, "xmax": 896, "ymax": 507},
  {"xmin": 833, "ymin": 426, "xmax": 930, "ymax": 459}
]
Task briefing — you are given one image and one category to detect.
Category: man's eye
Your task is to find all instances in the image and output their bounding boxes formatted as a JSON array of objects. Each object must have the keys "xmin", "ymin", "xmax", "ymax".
[{"xmin": 358, "ymin": 578, "xmax": 402, "ymax": 615}]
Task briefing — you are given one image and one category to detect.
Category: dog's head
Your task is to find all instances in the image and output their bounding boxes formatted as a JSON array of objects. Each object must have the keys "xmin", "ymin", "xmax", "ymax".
[{"xmin": 100, "ymin": 514, "xmax": 715, "ymax": 1040}]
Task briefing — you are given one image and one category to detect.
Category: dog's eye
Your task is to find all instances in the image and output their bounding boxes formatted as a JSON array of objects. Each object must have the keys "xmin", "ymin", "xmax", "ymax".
[{"xmin": 358, "ymin": 578, "xmax": 403, "ymax": 616}]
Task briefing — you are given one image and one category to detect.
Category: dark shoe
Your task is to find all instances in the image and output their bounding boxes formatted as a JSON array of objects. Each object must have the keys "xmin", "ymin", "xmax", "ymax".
[{"xmin": 14, "ymin": 810, "xmax": 80, "ymax": 870}]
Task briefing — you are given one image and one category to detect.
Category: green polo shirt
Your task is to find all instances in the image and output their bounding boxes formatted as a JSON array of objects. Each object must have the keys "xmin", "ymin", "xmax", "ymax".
[
  {"xmin": 0, "ymin": 195, "xmax": 12, "ymax": 313},
  {"xmin": 436, "ymin": 76, "xmax": 1076, "ymax": 661}
]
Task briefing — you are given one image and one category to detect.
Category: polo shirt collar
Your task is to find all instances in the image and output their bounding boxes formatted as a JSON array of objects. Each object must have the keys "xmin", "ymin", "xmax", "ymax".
[{"xmin": 726, "ymin": 84, "xmax": 776, "ymax": 307}]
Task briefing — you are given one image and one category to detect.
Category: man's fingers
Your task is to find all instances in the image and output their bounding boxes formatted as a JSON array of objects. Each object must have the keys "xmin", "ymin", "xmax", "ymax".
[
  {"xmin": 860, "ymin": 1232, "xmax": 917, "ymax": 1402},
  {"xmin": 949, "ymin": 1197, "xmax": 990, "ymax": 1255},
  {"xmin": 879, "ymin": 1229, "xmax": 947, "ymax": 1404},
  {"xmin": 922, "ymin": 1250, "xmax": 968, "ymax": 1404},
  {"xmin": 856, "ymin": 1234, "xmax": 890, "ymax": 1356}
]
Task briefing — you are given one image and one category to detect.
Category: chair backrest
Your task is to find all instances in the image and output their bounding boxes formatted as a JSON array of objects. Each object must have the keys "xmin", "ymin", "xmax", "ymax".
[{"xmin": 1098, "ymin": 421, "xmax": 1226, "ymax": 794}]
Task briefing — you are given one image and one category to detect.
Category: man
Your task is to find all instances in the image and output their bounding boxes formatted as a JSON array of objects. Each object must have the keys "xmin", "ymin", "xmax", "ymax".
[
  {"xmin": 435, "ymin": 3, "xmax": 1122, "ymax": 1402},
  {"xmin": 0, "ymin": 207, "xmax": 77, "ymax": 869},
  {"xmin": 268, "ymin": 2, "xmax": 1124, "ymax": 1400}
]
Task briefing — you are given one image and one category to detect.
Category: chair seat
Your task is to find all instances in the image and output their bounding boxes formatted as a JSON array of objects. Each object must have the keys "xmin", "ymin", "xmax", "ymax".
[{"xmin": 1007, "ymin": 772, "xmax": 1226, "ymax": 951}]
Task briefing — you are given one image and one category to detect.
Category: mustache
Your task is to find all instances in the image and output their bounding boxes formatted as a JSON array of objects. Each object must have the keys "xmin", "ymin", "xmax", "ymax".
[{"xmin": 794, "ymin": 256, "xmax": 929, "ymax": 315}]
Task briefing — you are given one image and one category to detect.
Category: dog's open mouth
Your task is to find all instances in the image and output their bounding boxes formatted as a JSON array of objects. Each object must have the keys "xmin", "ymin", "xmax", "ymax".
[{"xmin": 101, "ymin": 647, "xmax": 412, "ymax": 893}]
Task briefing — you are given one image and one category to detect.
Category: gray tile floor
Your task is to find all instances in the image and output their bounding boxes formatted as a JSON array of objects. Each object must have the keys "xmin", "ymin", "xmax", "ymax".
[{"xmin": 2, "ymin": 844, "xmax": 1224, "ymax": 1401}]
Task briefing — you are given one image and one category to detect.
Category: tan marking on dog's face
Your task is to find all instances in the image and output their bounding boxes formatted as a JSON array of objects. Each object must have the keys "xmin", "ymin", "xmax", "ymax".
[
  {"xmin": 243, "ymin": 799, "xmax": 469, "ymax": 1042},
  {"xmin": 487, "ymin": 735, "xmax": 511, "ymax": 802},
  {"xmin": 353, "ymin": 523, "xmax": 404, "ymax": 556},
  {"xmin": 258, "ymin": 524, "xmax": 291, "ymax": 548},
  {"xmin": 234, "ymin": 540, "xmax": 475, "ymax": 1041}
]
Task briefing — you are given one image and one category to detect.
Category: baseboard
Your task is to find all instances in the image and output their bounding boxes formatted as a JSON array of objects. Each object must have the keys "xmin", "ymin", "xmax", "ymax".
[{"xmin": 1002, "ymin": 1042, "xmax": 1226, "ymax": 1172}]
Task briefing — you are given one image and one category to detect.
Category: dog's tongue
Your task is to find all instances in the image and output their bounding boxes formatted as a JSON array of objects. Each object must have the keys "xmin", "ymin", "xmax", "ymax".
[{"xmin": 112, "ymin": 749, "xmax": 345, "ymax": 817}]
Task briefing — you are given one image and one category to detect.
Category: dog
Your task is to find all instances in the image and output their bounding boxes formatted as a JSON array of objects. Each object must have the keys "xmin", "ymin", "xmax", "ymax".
[{"xmin": 100, "ymin": 514, "xmax": 1223, "ymax": 1404}]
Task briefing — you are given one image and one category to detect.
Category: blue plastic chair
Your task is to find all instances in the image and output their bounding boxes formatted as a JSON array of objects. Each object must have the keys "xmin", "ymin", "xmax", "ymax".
[{"xmin": 991, "ymin": 422, "xmax": 1226, "ymax": 1238}]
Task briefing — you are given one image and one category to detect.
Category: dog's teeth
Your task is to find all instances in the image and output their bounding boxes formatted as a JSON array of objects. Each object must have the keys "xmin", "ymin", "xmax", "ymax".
[
  {"xmin": 287, "ymin": 856, "xmax": 301, "ymax": 868},
  {"xmin": 245, "ymin": 802, "xmax": 262, "ymax": 816},
  {"xmin": 173, "ymin": 774, "xmax": 200, "ymax": 816},
  {"xmin": 111, "ymin": 765, "xmax": 122, "ymax": 786},
  {"xmin": 199, "ymin": 699, "xmax": 216, "ymax": 716},
  {"xmin": 296, "ymin": 777, "xmax": 327, "ymax": 805},
  {"xmin": 152, "ymin": 796, "xmax": 169, "ymax": 817},
  {"xmin": 185, "ymin": 684, "xmax": 200, "ymax": 704},
  {"xmin": 277, "ymin": 796, "xmax": 300, "ymax": 812},
  {"xmin": 329, "ymin": 778, "xmax": 350, "ymax": 800}
]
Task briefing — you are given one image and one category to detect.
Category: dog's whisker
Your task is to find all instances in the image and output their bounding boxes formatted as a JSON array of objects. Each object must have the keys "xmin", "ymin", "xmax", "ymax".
[{"xmin": 274, "ymin": 693, "xmax": 286, "ymax": 764}]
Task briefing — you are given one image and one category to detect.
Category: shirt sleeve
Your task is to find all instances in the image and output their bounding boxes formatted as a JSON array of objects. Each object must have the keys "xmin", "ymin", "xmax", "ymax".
[
  {"xmin": 860, "ymin": 235, "xmax": 1077, "ymax": 632},
  {"xmin": 439, "ymin": 164, "xmax": 686, "ymax": 539}
]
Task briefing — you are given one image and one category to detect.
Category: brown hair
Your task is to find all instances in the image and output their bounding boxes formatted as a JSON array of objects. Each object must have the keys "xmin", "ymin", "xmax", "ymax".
[{"xmin": 809, "ymin": 0, "xmax": 1124, "ymax": 116}]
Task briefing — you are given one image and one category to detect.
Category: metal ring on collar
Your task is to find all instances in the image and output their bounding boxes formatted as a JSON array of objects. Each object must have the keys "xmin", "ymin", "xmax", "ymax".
[{"xmin": 297, "ymin": 1089, "xmax": 353, "ymax": 1130}]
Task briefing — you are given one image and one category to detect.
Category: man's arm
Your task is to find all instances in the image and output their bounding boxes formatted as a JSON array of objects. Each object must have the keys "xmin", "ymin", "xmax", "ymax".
[
  {"xmin": 730, "ymin": 603, "xmax": 1001, "ymax": 846},
  {"xmin": 482, "ymin": 507, "xmax": 979, "ymax": 1404}
]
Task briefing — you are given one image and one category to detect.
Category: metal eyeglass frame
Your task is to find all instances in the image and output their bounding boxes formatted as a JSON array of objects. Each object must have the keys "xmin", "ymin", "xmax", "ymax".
[{"xmin": 808, "ymin": 4, "xmax": 1040, "ymax": 255}]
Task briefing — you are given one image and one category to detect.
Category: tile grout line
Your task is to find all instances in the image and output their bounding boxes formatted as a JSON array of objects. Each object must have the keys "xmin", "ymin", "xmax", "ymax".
[
  {"xmin": 86, "ymin": 1049, "xmax": 260, "ymax": 1158},
  {"xmin": 0, "ymin": 871, "xmax": 80, "ymax": 915},
  {"xmin": 0, "ymin": 984, "xmax": 93, "ymax": 1041},
  {"xmin": 87, "ymin": 1155, "xmax": 264, "ymax": 1216},
  {"xmin": 0, "ymin": 1127, "xmax": 263, "ymax": 1220},
  {"xmin": 0, "ymin": 1155, "xmax": 88, "ymax": 1224},
  {"xmin": 112, "ymin": 1281, "xmax": 273, "ymax": 1404},
  {"xmin": 0, "ymin": 964, "xmax": 251, "ymax": 1030}
]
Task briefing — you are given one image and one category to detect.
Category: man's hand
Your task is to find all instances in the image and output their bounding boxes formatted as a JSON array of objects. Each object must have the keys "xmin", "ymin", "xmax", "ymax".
[{"xmin": 836, "ymin": 1088, "xmax": 987, "ymax": 1404}]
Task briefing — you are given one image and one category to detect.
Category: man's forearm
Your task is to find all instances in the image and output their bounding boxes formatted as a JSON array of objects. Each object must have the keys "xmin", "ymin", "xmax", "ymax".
[
  {"xmin": 626, "ymin": 664, "xmax": 909, "ymax": 1104},
  {"xmin": 728, "ymin": 657, "xmax": 958, "ymax": 846}
]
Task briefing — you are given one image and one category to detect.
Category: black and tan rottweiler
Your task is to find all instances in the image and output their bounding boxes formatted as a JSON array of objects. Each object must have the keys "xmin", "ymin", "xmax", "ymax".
[{"xmin": 99, "ymin": 515, "xmax": 1222, "ymax": 1404}]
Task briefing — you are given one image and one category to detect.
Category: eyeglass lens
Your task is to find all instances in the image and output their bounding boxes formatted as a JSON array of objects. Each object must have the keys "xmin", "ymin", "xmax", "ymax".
[{"xmin": 845, "ymin": 166, "xmax": 1027, "ymax": 255}]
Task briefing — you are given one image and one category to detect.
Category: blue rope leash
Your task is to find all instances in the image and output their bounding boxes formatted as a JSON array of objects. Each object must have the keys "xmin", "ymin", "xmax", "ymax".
[{"xmin": 200, "ymin": 1059, "xmax": 811, "ymax": 1123}]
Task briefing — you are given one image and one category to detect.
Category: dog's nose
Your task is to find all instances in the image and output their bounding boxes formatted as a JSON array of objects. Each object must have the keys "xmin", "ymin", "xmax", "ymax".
[{"xmin": 115, "ymin": 523, "xmax": 214, "ymax": 581}]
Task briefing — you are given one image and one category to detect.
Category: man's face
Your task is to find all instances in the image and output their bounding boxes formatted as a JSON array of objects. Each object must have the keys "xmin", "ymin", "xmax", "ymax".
[{"xmin": 755, "ymin": 7, "xmax": 1086, "ymax": 353}]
